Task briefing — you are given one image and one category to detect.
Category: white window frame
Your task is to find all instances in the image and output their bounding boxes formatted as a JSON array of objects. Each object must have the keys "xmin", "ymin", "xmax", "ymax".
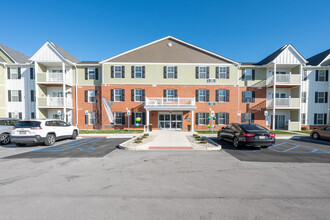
[
  {"xmin": 9, "ymin": 112, "xmax": 20, "ymax": 119},
  {"xmin": 243, "ymin": 91, "xmax": 252, "ymax": 103},
  {"xmin": 11, "ymin": 90, "xmax": 19, "ymax": 102},
  {"xmin": 167, "ymin": 66, "xmax": 175, "ymax": 79},
  {"xmin": 317, "ymin": 92, "xmax": 325, "ymax": 103},
  {"xmin": 199, "ymin": 66, "xmax": 207, "ymax": 79},
  {"xmin": 244, "ymin": 69, "xmax": 253, "ymax": 81},
  {"xmin": 242, "ymin": 113, "xmax": 252, "ymax": 123},
  {"xmin": 199, "ymin": 89, "xmax": 206, "ymax": 102},
  {"xmin": 301, "ymin": 113, "xmax": 306, "ymax": 125},
  {"xmin": 115, "ymin": 112, "xmax": 123, "ymax": 125},
  {"xmin": 302, "ymin": 92, "xmax": 306, "ymax": 103},
  {"xmin": 318, "ymin": 70, "xmax": 326, "ymax": 81},
  {"xmin": 134, "ymin": 66, "xmax": 143, "ymax": 78},
  {"xmin": 316, "ymin": 113, "xmax": 325, "ymax": 125},
  {"xmin": 88, "ymin": 90, "xmax": 96, "ymax": 103},
  {"xmin": 198, "ymin": 112, "xmax": 206, "ymax": 125},
  {"xmin": 114, "ymin": 89, "xmax": 122, "ymax": 102},
  {"xmin": 114, "ymin": 66, "xmax": 123, "ymax": 78},
  {"xmin": 135, "ymin": 112, "xmax": 143, "ymax": 124},
  {"xmin": 134, "ymin": 89, "xmax": 143, "ymax": 102},
  {"xmin": 218, "ymin": 113, "xmax": 226, "ymax": 125},
  {"xmin": 88, "ymin": 68, "xmax": 96, "ymax": 80},
  {"xmin": 218, "ymin": 90, "xmax": 226, "ymax": 102},
  {"xmin": 89, "ymin": 112, "xmax": 96, "ymax": 125},
  {"xmin": 10, "ymin": 67, "xmax": 19, "ymax": 79},
  {"xmin": 166, "ymin": 89, "xmax": 175, "ymax": 102},
  {"xmin": 219, "ymin": 67, "xmax": 227, "ymax": 79}
]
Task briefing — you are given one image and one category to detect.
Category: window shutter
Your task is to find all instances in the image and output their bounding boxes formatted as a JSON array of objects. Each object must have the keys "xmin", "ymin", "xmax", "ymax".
[
  {"xmin": 242, "ymin": 70, "xmax": 245, "ymax": 80},
  {"xmin": 226, "ymin": 67, "xmax": 230, "ymax": 79},
  {"xmin": 206, "ymin": 67, "xmax": 209, "ymax": 79},
  {"xmin": 131, "ymin": 89, "xmax": 134, "ymax": 101},
  {"xmin": 142, "ymin": 89, "xmax": 145, "ymax": 101},
  {"xmin": 195, "ymin": 113, "xmax": 199, "ymax": 125},
  {"xmin": 326, "ymin": 70, "xmax": 329, "ymax": 81},
  {"xmin": 195, "ymin": 67, "xmax": 199, "ymax": 79},
  {"xmin": 174, "ymin": 66, "xmax": 178, "ymax": 79},
  {"xmin": 174, "ymin": 89, "xmax": 177, "ymax": 98},
  {"xmin": 251, "ymin": 113, "xmax": 255, "ymax": 123},
  {"xmin": 324, "ymin": 114, "xmax": 327, "ymax": 124},
  {"xmin": 19, "ymin": 112, "xmax": 22, "ymax": 120},
  {"xmin": 131, "ymin": 113, "xmax": 135, "ymax": 125},
  {"xmin": 252, "ymin": 91, "xmax": 255, "ymax": 102},
  {"xmin": 242, "ymin": 91, "xmax": 245, "ymax": 102},
  {"xmin": 314, "ymin": 113, "xmax": 317, "ymax": 124},
  {"xmin": 325, "ymin": 92, "xmax": 328, "ymax": 103},
  {"xmin": 85, "ymin": 90, "xmax": 88, "ymax": 102},
  {"xmin": 216, "ymin": 90, "xmax": 219, "ymax": 102},
  {"xmin": 18, "ymin": 68, "xmax": 21, "ymax": 79},
  {"xmin": 121, "ymin": 89, "xmax": 125, "ymax": 101},
  {"xmin": 163, "ymin": 66, "xmax": 167, "ymax": 78},
  {"xmin": 31, "ymin": 112, "xmax": 35, "ymax": 119},
  {"xmin": 206, "ymin": 90, "xmax": 210, "ymax": 102},
  {"xmin": 31, "ymin": 90, "xmax": 34, "ymax": 102},
  {"xmin": 18, "ymin": 90, "xmax": 22, "ymax": 102},
  {"xmin": 131, "ymin": 66, "xmax": 135, "ymax": 78},
  {"xmin": 8, "ymin": 90, "xmax": 11, "ymax": 102},
  {"xmin": 85, "ymin": 115, "xmax": 88, "ymax": 124},
  {"xmin": 30, "ymin": 68, "xmax": 34, "ymax": 79},
  {"xmin": 95, "ymin": 68, "xmax": 99, "ymax": 80},
  {"xmin": 122, "ymin": 66, "xmax": 125, "ymax": 78},
  {"xmin": 111, "ymin": 66, "xmax": 114, "ymax": 78},
  {"xmin": 111, "ymin": 89, "xmax": 114, "ymax": 101},
  {"xmin": 226, "ymin": 90, "xmax": 230, "ymax": 102},
  {"xmin": 195, "ymin": 90, "xmax": 199, "ymax": 102},
  {"xmin": 142, "ymin": 112, "xmax": 146, "ymax": 124},
  {"xmin": 315, "ymin": 92, "xmax": 318, "ymax": 103},
  {"xmin": 206, "ymin": 113, "xmax": 210, "ymax": 124},
  {"xmin": 315, "ymin": 70, "xmax": 319, "ymax": 81},
  {"xmin": 7, "ymin": 68, "xmax": 10, "ymax": 79},
  {"xmin": 163, "ymin": 90, "xmax": 167, "ymax": 98},
  {"xmin": 85, "ymin": 68, "xmax": 88, "ymax": 80},
  {"xmin": 142, "ymin": 66, "xmax": 145, "ymax": 78},
  {"xmin": 226, "ymin": 113, "xmax": 229, "ymax": 124},
  {"xmin": 216, "ymin": 67, "xmax": 219, "ymax": 79},
  {"xmin": 122, "ymin": 113, "xmax": 125, "ymax": 125},
  {"xmin": 9, "ymin": 113, "xmax": 12, "ymax": 118},
  {"xmin": 252, "ymin": 69, "xmax": 255, "ymax": 80}
]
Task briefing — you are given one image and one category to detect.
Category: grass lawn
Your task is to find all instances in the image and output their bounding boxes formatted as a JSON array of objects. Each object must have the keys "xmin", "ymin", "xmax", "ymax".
[
  {"xmin": 293, "ymin": 130, "xmax": 312, "ymax": 134},
  {"xmin": 270, "ymin": 130, "xmax": 296, "ymax": 135},
  {"xmin": 79, "ymin": 130, "xmax": 144, "ymax": 134},
  {"xmin": 196, "ymin": 130, "xmax": 218, "ymax": 134}
]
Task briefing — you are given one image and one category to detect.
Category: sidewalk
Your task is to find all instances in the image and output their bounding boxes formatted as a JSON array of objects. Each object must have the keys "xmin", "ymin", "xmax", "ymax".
[{"xmin": 78, "ymin": 133, "xmax": 137, "ymax": 139}]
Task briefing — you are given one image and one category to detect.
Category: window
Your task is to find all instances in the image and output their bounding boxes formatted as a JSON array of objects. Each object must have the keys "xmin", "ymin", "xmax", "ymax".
[
  {"xmin": 198, "ymin": 112, "xmax": 207, "ymax": 125},
  {"xmin": 166, "ymin": 89, "xmax": 175, "ymax": 102},
  {"xmin": 314, "ymin": 113, "xmax": 327, "ymax": 125},
  {"xmin": 134, "ymin": 89, "xmax": 143, "ymax": 102},
  {"xmin": 217, "ymin": 112, "xmax": 228, "ymax": 125},
  {"xmin": 53, "ymin": 92, "xmax": 63, "ymax": 97},
  {"xmin": 219, "ymin": 67, "xmax": 228, "ymax": 79},
  {"xmin": 218, "ymin": 90, "xmax": 226, "ymax": 102},
  {"xmin": 115, "ymin": 89, "xmax": 123, "ymax": 102},
  {"xmin": 301, "ymin": 113, "xmax": 306, "ymax": 124},
  {"xmin": 199, "ymin": 90, "xmax": 206, "ymax": 102},
  {"xmin": 31, "ymin": 112, "xmax": 35, "ymax": 119},
  {"xmin": 167, "ymin": 66, "xmax": 175, "ymax": 79},
  {"xmin": 242, "ymin": 91, "xmax": 254, "ymax": 103},
  {"xmin": 114, "ymin": 66, "xmax": 123, "ymax": 78},
  {"xmin": 88, "ymin": 90, "xmax": 96, "ymax": 103},
  {"xmin": 241, "ymin": 113, "xmax": 254, "ymax": 123},
  {"xmin": 30, "ymin": 68, "xmax": 34, "ymax": 79},
  {"xmin": 315, "ymin": 92, "xmax": 327, "ymax": 103},
  {"xmin": 134, "ymin": 66, "xmax": 143, "ymax": 78},
  {"xmin": 275, "ymin": 93, "xmax": 286, "ymax": 98},
  {"xmin": 303, "ymin": 70, "xmax": 308, "ymax": 81},
  {"xmin": 10, "ymin": 68, "xmax": 19, "ymax": 79},
  {"xmin": 302, "ymin": 92, "xmax": 306, "ymax": 103},
  {"xmin": 52, "ymin": 114, "xmax": 62, "ymax": 120},
  {"xmin": 199, "ymin": 67, "xmax": 207, "ymax": 79},
  {"xmin": 317, "ymin": 70, "xmax": 326, "ymax": 81},
  {"xmin": 10, "ymin": 90, "xmax": 20, "ymax": 102},
  {"xmin": 115, "ymin": 112, "xmax": 123, "ymax": 125},
  {"xmin": 31, "ymin": 90, "xmax": 35, "ymax": 102},
  {"xmin": 89, "ymin": 112, "xmax": 96, "ymax": 125},
  {"xmin": 52, "ymin": 69, "xmax": 63, "ymax": 73},
  {"xmin": 9, "ymin": 112, "xmax": 22, "ymax": 119},
  {"xmin": 134, "ymin": 112, "xmax": 143, "ymax": 124},
  {"xmin": 87, "ymin": 68, "xmax": 96, "ymax": 80},
  {"xmin": 243, "ymin": 69, "xmax": 254, "ymax": 81}
]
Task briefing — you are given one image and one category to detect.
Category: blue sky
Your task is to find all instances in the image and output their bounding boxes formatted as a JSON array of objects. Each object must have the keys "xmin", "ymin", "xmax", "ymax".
[{"xmin": 2, "ymin": 0, "xmax": 329, "ymax": 62}]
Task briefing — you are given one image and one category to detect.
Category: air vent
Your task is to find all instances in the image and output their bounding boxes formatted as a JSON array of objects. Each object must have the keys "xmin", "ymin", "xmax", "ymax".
[{"xmin": 207, "ymin": 78, "xmax": 218, "ymax": 83}]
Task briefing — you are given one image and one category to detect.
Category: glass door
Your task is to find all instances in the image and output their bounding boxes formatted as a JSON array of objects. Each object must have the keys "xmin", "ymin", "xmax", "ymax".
[{"xmin": 159, "ymin": 112, "xmax": 183, "ymax": 130}]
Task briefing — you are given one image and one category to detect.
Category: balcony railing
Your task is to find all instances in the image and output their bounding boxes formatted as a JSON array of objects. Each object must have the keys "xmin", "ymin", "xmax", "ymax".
[
  {"xmin": 266, "ymin": 98, "xmax": 300, "ymax": 108},
  {"xmin": 37, "ymin": 73, "xmax": 72, "ymax": 84},
  {"xmin": 38, "ymin": 97, "xmax": 73, "ymax": 108},
  {"xmin": 266, "ymin": 74, "xmax": 300, "ymax": 86},
  {"xmin": 145, "ymin": 97, "xmax": 195, "ymax": 106}
]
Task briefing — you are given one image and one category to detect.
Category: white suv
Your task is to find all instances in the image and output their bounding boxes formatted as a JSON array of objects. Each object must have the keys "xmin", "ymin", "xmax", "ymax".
[{"xmin": 11, "ymin": 119, "xmax": 79, "ymax": 147}]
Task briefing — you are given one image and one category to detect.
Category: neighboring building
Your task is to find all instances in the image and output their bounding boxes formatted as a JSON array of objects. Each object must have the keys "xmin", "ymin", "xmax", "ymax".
[{"xmin": 0, "ymin": 37, "xmax": 329, "ymax": 131}]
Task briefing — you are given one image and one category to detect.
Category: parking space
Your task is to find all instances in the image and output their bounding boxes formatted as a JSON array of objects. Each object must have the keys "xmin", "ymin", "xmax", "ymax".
[
  {"xmin": 2, "ymin": 137, "xmax": 130, "ymax": 159},
  {"xmin": 211, "ymin": 137, "xmax": 330, "ymax": 163}
]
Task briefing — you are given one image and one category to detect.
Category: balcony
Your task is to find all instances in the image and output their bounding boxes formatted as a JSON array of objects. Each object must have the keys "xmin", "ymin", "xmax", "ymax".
[
  {"xmin": 38, "ymin": 97, "xmax": 73, "ymax": 108},
  {"xmin": 37, "ymin": 72, "xmax": 73, "ymax": 85},
  {"xmin": 266, "ymin": 74, "xmax": 300, "ymax": 87},
  {"xmin": 144, "ymin": 97, "xmax": 197, "ymax": 111},
  {"xmin": 266, "ymin": 98, "xmax": 300, "ymax": 109}
]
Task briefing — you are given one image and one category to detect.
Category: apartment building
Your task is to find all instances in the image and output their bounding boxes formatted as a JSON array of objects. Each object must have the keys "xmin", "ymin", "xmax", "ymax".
[{"xmin": 0, "ymin": 36, "xmax": 329, "ymax": 131}]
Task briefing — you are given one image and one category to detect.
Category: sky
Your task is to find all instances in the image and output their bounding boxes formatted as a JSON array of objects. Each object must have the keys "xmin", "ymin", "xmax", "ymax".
[{"xmin": 1, "ymin": 0, "xmax": 330, "ymax": 62}]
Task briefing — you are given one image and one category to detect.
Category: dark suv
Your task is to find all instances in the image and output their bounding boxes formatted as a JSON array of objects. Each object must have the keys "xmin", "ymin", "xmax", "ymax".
[{"xmin": 218, "ymin": 123, "xmax": 276, "ymax": 148}]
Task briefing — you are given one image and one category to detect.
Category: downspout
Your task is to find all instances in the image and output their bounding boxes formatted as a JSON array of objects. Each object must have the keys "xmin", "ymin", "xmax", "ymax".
[
  {"xmin": 75, "ymin": 64, "xmax": 78, "ymax": 126},
  {"xmin": 237, "ymin": 63, "xmax": 240, "ymax": 123}
]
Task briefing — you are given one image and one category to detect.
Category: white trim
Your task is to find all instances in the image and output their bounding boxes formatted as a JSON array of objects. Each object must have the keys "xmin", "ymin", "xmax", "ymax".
[
  {"xmin": 104, "ymin": 62, "xmax": 237, "ymax": 66},
  {"xmin": 100, "ymin": 36, "xmax": 238, "ymax": 64},
  {"xmin": 0, "ymin": 47, "xmax": 17, "ymax": 63},
  {"xmin": 286, "ymin": 44, "xmax": 308, "ymax": 64}
]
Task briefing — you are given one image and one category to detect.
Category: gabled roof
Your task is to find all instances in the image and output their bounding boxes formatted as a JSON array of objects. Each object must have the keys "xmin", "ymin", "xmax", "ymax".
[
  {"xmin": 101, "ymin": 36, "xmax": 238, "ymax": 64},
  {"xmin": 0, "ymin": 56, "xmax": 5, "ymax": 63},
  {"xmin": 0, "ymin": 43, "xmax": 30, "ymax": 64},
  {"xmin": 49, "ymin": 42, "xmax": 80, "ymax": 63},
  {"xmin": 256, "ymin": 44, "xmax": 307, "ymax": 65},
  {"xmin": 307, "ymin": 49, "xmax": 330, "ymax": 66}
]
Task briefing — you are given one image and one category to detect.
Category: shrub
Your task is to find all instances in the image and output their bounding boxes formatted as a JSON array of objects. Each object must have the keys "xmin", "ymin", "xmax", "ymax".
[
  {"xmin": 143, "ymin": 133, "xmax": 149, "ymax": 137},
  {"xmin": 135, "ymin": 139, "xmax": 142, "ymax": 143},
  {"xmin": 200, "ymin": 140, "xmax": 208, "ymax": 144},
  {"xmin": 136, "ymin": 137, "xmax": 143, "ymax": 141},
  {"xmin": 301, "ymin": 127, "xmax": 307, "ymax": 131}
]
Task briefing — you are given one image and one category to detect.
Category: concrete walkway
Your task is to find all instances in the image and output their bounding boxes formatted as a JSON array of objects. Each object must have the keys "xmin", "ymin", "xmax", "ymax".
[{"xmin": 148, "ymin": 130, "xmax": 193, "ymax": 150}]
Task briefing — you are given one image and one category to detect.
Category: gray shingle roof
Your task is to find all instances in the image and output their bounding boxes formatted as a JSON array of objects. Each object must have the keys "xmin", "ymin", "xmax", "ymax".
[
  {"xmin": 257, "ymin": 45, "xmax": 288, "ymax": 65},
  {"xmin": 0, "ymin": 43, "xmax": 30, "ymax": 64},
  {"xmin": 307, "ymin": 49, "xmax": 330, "ymax": 66},
  {"xmin": 50, "ymin": 42, "xmax": 80, "ymax": 63}
]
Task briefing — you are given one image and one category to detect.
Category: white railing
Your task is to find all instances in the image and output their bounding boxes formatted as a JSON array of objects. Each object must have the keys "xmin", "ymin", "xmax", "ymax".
[
  {"xmin": 38, "ymin": 72, "xmax": 72, "ymax": 84},
  {"xmin": 266, "ymin": 74, "xmax": 301, "ymax": 85},
  {"xmin": 47, "ymin": 97, "xmax": 64, "ymax": 106},
  {"xmin": 266, "ymin": 98, "xmax": 300, "ymax": 108},
  {"xmin": 48, "ymin": 73, "xmax": 63, "ymax": 82},
  {"xmin": 145, "ymin": 97, "xmax": 195, "ymax": 106},
  {"xmin": 66, "ymin": 98, "xmax": 73, "ymax": 107}
]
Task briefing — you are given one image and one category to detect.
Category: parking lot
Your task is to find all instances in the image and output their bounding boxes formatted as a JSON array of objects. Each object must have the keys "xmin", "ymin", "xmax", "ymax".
[
  {"xmin": 0, "ymin": 137, "xmax": 130, "ymax": 159},
  {"xmin": 211, "ymin": 136, "xmax": 330, "ymax": 163}
]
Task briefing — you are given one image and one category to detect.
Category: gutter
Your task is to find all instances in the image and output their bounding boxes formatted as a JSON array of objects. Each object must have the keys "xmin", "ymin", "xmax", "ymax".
[{"xmin": 74, "ymin": 64, "xmax": 78, "ymax": 126}]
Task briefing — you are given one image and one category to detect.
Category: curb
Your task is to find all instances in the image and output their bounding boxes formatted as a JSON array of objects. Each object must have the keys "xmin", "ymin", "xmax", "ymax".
[{"xmin": 203, "ymin": 136, "xmax": 222, "ymax": 150}]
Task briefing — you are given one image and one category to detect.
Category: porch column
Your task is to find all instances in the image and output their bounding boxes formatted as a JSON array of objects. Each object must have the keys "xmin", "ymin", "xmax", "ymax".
[
  {"xmin": 62, "ymin": 62, "xmax": 66, "ymax": 122},
  {"xmin": 192, "ymin": 110, "xmax": 194, "ymax": 131},
  {"xmin": 298, "ymin": 64, "xmax": 303, "ymax": 130},
  {"xmin": 146, "ymin": 110, "xmax": 150, "ymax": 132},
  {"xmin": 272, "ymin": 63, "xmax": 276, "ymax": 130}
]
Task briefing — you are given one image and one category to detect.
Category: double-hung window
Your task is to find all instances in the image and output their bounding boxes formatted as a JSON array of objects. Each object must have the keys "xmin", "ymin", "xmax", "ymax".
[
  {"xmin": 11, "ymin": 90, "xmax": 19, "ymax": 102},
  {"xmin": 244, "ymin": 69, "xmax": 253, "ymax": 81},
  {"xmin": 115, "ymin": 89, "xmax": 123, "ymax": 102},
  {"xmin": 115, "ymin": 112, "xmax": 123, "ymax": 125},
  {"xmin": 315, "ymin": 92, "xmax": 327, "ymax": 103},
  {"xmin": 302, "ymin": 92, "xmax": 306, "ymax": 103},
  {"xmin": 314, "ymin": 113, "xmax": 327, "ymax": 125},
  {"xmin": 88, "ymin": 90, "xmax": 96, "ymax": 103},
  {"xmin": 10, "ymin": 68, "xmax": 19, "ymax": 79},
  {"xmin": 198, "ymin": 112, "xmax": 207, "ymax": 125},
  {"xmin": 317, "ymin": 70, "xmax": 326, "ymax": 81},
  {"xmin": 89, "ymin": 112, "xmax": 96, "ymax": 125},
  {"xmin": 166, "ymin": 89, "xmax": 175, "ymax": 102},
  {"xmin": 134, "ymin": 66, "xmax": 143, "ymax": 78},
  {"xmin": 199, "ymin": 90, "xmax": 206, "ymax": 102},
  {"xmin": 242, "ymin": 91, "xmax": 253, "ymax": 103},
  {"xmin": 219, "ymin": 67, "xmax": 227, "ymax": 79},
  {"xmin": 242, "ymin": 113, "xmax": 254, "ymax": 123},
  {"xmin": 87, "ymin": 68, "xmax": 96, "ymax": 80},
  {"xmin": 199, "ymin": 67, "xmax": 207, "ymax": 79},
  {"xmin": 303, "ymin": 70, "xmax": 308, "ymax": 81},
  {"xmin": 167, "ymin": 66, "xmax": 175, "ymax": 79},
  {"xmin": 301, "ymin": 113, "xmax": 306, "ymax": 124},
  {"xmin": 218, "ymin": 90, "xmax": 226, "ymax": 102},
  {"xmin": 114, "ymin": 66, "xmax": 123, "ymax": 78},
  {"xmin": 217, "ymin": 113, "xmax": 227, "ymax": 125},
  {"xmin": 134, "ymin": 89, "xmax": 143, "ymax": 102},
  {"xmin": 135, "ymin": 112, "xmax": 143, "ymax": 124}
]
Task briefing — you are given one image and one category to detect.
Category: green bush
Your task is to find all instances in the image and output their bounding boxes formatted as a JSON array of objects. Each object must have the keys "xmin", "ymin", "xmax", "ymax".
[
  {"xmin": 200, "ymin": 140, "xmax": 208, "ymax": 144},
  {"xmin": 135, "ymin": 139, "xmax": 142, "ymax": 143},
  {"xmin": 143, "ymin": 133, "xmax": 149, "ymax": 137},
  {"xmin": 136, "ymin": 137, "xmax": 143, "ymax": 141}
]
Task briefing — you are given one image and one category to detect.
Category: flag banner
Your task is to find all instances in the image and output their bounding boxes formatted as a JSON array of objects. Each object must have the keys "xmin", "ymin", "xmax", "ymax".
[{"xmin": 102, "ymin": 97, "xmax": 114, "ymax": 123}]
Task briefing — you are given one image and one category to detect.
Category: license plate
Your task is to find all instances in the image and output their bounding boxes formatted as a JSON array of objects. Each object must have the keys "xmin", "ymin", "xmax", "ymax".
[
  {"xmin": 19, "ymin": 131, "xmax": 26, "ymax": 135},
  {"xmin": 258, "ymin": 136, "xmax": 266, "ymax": 139}
]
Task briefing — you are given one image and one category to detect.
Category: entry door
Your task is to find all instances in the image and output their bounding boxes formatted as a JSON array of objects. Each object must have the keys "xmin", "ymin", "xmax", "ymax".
[
  {"xmin": 158, "ymin": 113, "xmax": 182, "ymax": 130},
  {"xmin": 275, "ymin": 115, "xmax": 285, "ymax": 130}
]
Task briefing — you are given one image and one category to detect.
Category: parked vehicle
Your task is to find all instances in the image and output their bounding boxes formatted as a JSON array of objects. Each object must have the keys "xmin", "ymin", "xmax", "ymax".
[
  {"xmin": 0, "ymin": 118, "xmax": 20, "ymax": 145},
  {"xmin": 217, "ymin": 123, "xmax": 276, "ymax": 148},
  {"xmin": 310, "ymin": 127, "xmax": 330, "ymax": 140},
  {"xmin": 10, "ymin": 119, "xmax": 79, "ymax": 147}
]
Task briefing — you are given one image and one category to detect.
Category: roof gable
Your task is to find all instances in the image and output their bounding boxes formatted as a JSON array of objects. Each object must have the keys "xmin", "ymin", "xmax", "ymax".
[
  {"xmin": 102, "ymin": 36, "xmax": 237, "ymax": 64},
  {"xmin": 0, "ymin": 43, "xmax": 30, "ymax": 64},
  {"xmin": 307, "ymin": 49, "xmax": 330, "ymax": 66}
]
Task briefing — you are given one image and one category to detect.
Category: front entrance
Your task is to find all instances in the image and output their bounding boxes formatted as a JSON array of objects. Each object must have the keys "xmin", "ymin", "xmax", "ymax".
[
  {"xmin": 158, "ymin": 112, "xmax": 183, "ymax": 130},
  {"xmin": 271, "ymin": 115, "xmax": 286, "ymax": 130}
]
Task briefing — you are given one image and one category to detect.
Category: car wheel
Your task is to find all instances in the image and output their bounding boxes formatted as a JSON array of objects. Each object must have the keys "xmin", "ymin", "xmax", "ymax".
[
  {"xmin": 15, "ymin": 143, "xmax": 27, "ymax": 147},
  {"xmin": 233, "ymin": 137, "xmax": 240, "ymax": 148},
  {"xmin": 312, "ymin": 132, "xmax": 319, "ymax": 140},
  {"xmin": 217, "ymin": 133, "xmax": 223, "ymax": 141},
  {"xmin": 45, "ymin": 134, "xmax": 56, "ymax": 146},
  {"xmin": 0, "ymin": 134, "xmax": 10, "ymax": 145},
  {"xmin": 71, "ymin": 130, "xmax": 78, "ymax": 140}
]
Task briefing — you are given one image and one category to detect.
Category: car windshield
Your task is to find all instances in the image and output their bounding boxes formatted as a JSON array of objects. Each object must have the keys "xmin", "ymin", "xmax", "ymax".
[
  {"xmin": 240, "ymin": 124, "xmax": 267, "ymax": 132},
  {"xmin": 14, "ymin": 121, "xmax": 41, "ymax": 128}
]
